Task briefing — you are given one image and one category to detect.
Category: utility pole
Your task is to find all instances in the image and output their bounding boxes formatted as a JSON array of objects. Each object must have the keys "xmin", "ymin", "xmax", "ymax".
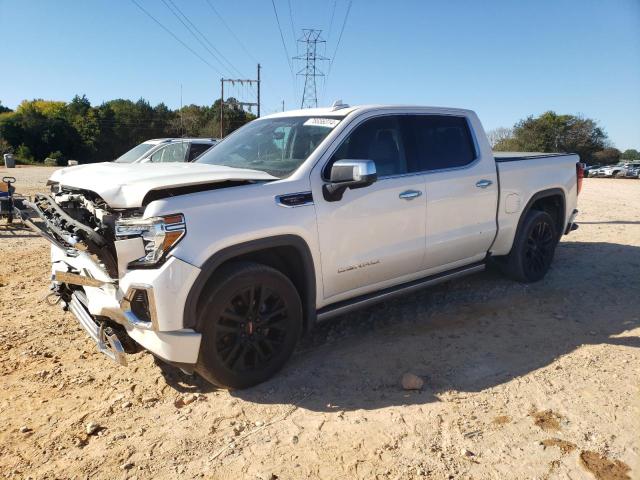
[
  {"xmin": 282, "ymin": 100, "xmax": 285, "ymax": 112},
  {"xmin": 219, "ymin": 63, "xmax": 261, "ymax": 138},
  {"xmin": 220, "ymin": 78, "xmax": 224, "ymax": 139},
  {"xmin": 257, "ymin": 63, "xmax": 261, "ymax": 118},
  {"xmin": 294, "ymin": 29, "xmax": 328, "ymax": 109}
]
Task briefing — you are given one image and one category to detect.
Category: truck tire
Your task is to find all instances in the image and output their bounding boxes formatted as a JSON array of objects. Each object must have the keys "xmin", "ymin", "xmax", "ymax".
[
  {"xmin": 195, "ymin": 261, "xmax": 302, "ymax": 389},
  {"xmin": 502, "ymin": 210, "xmax": 558, "ymax": 283}
]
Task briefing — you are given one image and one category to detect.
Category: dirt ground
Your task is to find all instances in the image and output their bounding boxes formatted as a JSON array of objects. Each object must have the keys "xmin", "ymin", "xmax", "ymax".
[{"xmin": 1, "ymin": 166, "xmax": 638, "ymax": 480}]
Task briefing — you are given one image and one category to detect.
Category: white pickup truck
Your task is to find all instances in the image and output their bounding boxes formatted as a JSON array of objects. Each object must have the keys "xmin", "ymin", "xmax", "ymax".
[{"xmin": 22, "ymin": 104, "xmax": 582, "ymax": 388}]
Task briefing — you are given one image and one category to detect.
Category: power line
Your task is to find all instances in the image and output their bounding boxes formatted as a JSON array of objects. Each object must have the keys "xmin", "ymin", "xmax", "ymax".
[
  {"xmin": 286, "ymin": 0, "xmax": 299, "ymax": 98},
  {"xmin": 271, "ymin": 0, "xmax": 296, "ymax": 95},
  {"xmin": 202, "ymin": 0, "xmax": 282, "ymax": 97},
  {"xmin": 129, "ymin": 0, "xmax": 221, "ymax": 74},
  {"xmin": 160, "ymin": 0, "xmax": 234, "ymax": 77},
  {"xmin": 327, "ymin": 0, "xmax": 352, "ymax": 77},
  {"xmin": 203, "ymin": 0, "xmax": 258, "ymax": 64},
  {"xmin": 164, "ymin": 0, "xmax": 245, "ymax": 78},
  {"xmin": 323, "ymin": 0, "xmax": 352, "ymax": 103},
  {"xmin": 326, "ymin": 0, "xmax": 337, "ymax": 43},
  {"xmin": 287, "ymin": 0, "xmax": 296, "ymax": 44}
]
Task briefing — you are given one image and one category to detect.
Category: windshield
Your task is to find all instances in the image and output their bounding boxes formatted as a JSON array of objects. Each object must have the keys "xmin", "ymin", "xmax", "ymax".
[
  {"xmin": 196, "ymin": 116, "xmax": 342, "ymax": 177},
  {"xmin": 114, "ymin": 143, "xmax": 156, "ymax": 163}
]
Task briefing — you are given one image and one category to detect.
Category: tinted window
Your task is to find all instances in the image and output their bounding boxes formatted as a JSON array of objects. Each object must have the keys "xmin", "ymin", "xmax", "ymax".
[
  {"xmin": 329, "ymin": 116, "xmax": 407, "ymax": 177},
  {"xmin": 403, "ymin": 115, "xmax": 476, "ymax": 171},
  {"xmin": 187, "ymin": 143, "xmax": 213, "ymax": 161}
]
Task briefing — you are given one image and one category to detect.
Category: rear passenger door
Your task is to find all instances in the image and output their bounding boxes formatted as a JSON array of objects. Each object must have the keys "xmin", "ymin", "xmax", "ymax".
[{"xmin": 402, "ymin": 115, "xmax": 498, "ymax": 270}]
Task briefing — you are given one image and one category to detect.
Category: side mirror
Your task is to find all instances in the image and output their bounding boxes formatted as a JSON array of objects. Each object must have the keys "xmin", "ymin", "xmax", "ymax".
[{"xmin": 323, "ymin": 159, "xmax": 377, "ymax": 202}]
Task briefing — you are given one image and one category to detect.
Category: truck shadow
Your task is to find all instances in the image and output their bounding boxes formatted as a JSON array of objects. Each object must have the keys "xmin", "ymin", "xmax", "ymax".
[
  {"xmin": 227, "ymin": 241, "xmax": 640, "ymax": 411},
  {"xmin": 579, "ymin": 220, "xmax": 640, "ymax": 225},
  {"xmin": 0, "ymin": 223, "xmax": 39, "ymax": 239}
]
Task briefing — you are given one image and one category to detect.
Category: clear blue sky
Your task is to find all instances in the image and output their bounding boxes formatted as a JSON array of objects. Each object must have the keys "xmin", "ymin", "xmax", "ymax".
[{"xmin": 1, "ymin": 0, "xmax": 638, "ymax": 149}]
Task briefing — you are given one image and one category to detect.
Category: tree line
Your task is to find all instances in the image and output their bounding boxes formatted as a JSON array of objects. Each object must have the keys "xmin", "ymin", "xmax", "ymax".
[
  {"xmin": 489, "ymin": 111, "xmax": 639, "ymax": 164},
  {"xmin": 0, "ymin": 96, "xmax": 255, "ymax": 164},
  {"xmin": 1, "ymin": 98, "xmax": 637, "ymax": 166}
]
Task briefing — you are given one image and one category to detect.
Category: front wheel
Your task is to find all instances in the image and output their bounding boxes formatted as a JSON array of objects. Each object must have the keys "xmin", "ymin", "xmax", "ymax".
[
  {"xmin": 195, "ymin": 262, "xmax": 302, "ymax": 389},
  {"xmin": 500, "ymin": 210, "xmax": 558, "ymax": 283}
]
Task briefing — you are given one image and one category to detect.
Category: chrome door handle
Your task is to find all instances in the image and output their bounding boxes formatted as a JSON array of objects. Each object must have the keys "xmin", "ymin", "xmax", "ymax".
[
  {"xmin": 475, "ymin": 179, "xmax": 493, "ymax": 189},
  {"xmin": 399, "ymin": 190, "xmax": 422, "ymax": 200}
]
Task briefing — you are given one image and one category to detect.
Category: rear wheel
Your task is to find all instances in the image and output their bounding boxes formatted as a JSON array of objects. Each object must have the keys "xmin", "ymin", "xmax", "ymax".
[
  {"xmin": 501, "ymin": 210, "xmax": 558, "ymax": 283},
  {"xmin": 195, "ymin": 262, "xmax": 302, "ymax": 389}
]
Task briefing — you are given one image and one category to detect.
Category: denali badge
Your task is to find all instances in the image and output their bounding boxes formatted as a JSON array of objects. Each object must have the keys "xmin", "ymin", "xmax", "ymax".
[{"xmin": 338, "ymin": 259, "xmax": 381, "ymax": 274}]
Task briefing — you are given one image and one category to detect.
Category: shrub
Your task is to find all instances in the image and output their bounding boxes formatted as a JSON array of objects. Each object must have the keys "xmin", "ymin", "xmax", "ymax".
[
  {"xmin": 15, "ymin": 144, "xmax": 35, "ymax": 163},
  {"xmin": 0, "ymin": 138, "xmax": 13, "ymax": 156},
  {"xmin": 47, "ymin": 150, "xmax": 66, "ymax": 166}
]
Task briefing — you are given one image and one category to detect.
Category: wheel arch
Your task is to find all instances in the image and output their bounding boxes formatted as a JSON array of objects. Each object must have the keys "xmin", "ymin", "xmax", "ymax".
[
  {"xmin": 183, "ymin": 235, "xmax": 317, "ymax": 332},
  {"xmin": 515, "ymin": 188, "xmax": 566, "ymax": 245}
]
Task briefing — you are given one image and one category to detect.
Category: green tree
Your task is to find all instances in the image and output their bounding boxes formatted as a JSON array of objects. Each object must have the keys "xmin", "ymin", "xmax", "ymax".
[
  {"xmin": 621, "ymin": 148, "xmax": 640, "ymax": 160},
  {"xmin": 0, "ymin": 95, "xmax": 256, "ymax": 164},
  {"xmin": 494, "ymin": 111, "xmax": 608, "ymax": 163},
  {"xmin": 172, "ymin": 104, "xmax": 211, "ymax": 137},
  {"xmin": 67, "ymin": 94, "xmax": 91, "ymax": 118},
  {"xmin": 592, "ymin": 148, "xmax": 621, "ymax": 165},
  {"xmin": 0, "ymin": 101, "xmax": 12, "ymax": 114}
]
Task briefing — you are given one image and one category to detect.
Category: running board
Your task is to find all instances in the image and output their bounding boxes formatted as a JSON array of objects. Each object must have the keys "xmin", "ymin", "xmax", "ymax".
[{"xmin": 316, "ymin": 262, "xmax": 486, "ymax": 322}]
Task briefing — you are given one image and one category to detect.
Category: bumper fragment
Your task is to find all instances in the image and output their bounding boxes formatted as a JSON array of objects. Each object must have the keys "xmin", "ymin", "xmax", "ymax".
[{"xmin": 69, "ymin": 291, "xmax": 127, "ymax": 366}]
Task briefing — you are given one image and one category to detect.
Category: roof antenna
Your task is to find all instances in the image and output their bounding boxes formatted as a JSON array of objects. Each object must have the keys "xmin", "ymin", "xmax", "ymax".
[{"xmin": 331, "ymin": 99, "xmax": 349, "ymax": 111}]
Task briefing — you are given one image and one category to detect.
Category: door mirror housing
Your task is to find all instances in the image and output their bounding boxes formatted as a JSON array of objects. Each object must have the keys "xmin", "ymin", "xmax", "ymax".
[{"xmin": 323, "ymin": 159, "xmax": 377, "ymax": 202}]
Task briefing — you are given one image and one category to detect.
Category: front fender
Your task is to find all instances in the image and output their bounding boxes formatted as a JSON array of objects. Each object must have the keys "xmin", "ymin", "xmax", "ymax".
[{"xmin": 181, "ymin": 235, "xmax": 317, "ymax": 331}]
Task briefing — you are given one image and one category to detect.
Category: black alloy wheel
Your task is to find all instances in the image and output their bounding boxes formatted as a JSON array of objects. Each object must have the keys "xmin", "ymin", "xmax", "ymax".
[
  {"xmin": 523, "ymin": 219, "xmax": 555, "ymax": 278},
  {"xmin": 196, "ymin": 262, "xmax": 302, "ymax": 389},
  {"xmin": 500, "ymin": 209, "xmax": 558, "ymax": 283},
  {"xmin": 215, "ymin": 284, "xmax": 290, "ymax": 373}
]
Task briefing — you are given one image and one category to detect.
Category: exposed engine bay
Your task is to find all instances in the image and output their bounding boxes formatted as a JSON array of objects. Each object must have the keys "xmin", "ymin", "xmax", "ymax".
[{"xmin": 28, "ymin": 187, "xmax": 141, "ymax": 278}]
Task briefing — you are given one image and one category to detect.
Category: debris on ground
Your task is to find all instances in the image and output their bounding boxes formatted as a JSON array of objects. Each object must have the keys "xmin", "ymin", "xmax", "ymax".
[{"xmin": 401, "ymin": 372, "xmax": 424, "ymax": 390}]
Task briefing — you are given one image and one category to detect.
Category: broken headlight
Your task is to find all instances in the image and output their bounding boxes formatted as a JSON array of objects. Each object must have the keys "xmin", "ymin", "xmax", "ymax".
[{"xmin": 115, "ymin": 214, "xmax": 186, "ymax": 267}]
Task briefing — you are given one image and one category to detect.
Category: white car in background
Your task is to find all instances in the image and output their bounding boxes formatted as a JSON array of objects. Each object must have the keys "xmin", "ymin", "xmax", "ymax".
[
  {"xmin": 597, "ymin": 163, "xmax": 626, "ymax": 177},
  {"xmin": 114, "ymin": 138, "xmax": 218, "ymax": 164}
]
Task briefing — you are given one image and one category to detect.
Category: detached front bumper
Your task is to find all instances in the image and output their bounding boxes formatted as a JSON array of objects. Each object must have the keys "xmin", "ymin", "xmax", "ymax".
[
  {"xmin": 51, "ymin": 245, "xmax": 203, "ymax": 365},
  {"xmin": 68, "ymin": 290, "xmax": 128, "ymax": 365}
]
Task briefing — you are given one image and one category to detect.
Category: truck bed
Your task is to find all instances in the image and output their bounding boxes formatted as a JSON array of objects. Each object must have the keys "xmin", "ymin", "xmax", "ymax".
[
  {"xmin": 493, "ymin": 151, "xmax": 570, "ymax": 162},
  {"xmin": 490, "ymin": 151, "xmax": 580, "ymax": 257}
]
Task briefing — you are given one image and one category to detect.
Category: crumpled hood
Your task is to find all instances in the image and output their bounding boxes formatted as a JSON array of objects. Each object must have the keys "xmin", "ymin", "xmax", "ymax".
[{"xmin": 49, "ymin": 162, "xmax": 277, "ymax": 208}]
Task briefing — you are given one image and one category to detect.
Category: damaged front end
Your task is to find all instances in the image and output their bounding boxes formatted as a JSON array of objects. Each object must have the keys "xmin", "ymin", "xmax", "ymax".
[
  {"xmin": 28, "ymin": 189, "xmax": 121, "ymax": 277},
  {"xmin": 18, "ymin": 185, "xmax": 201, "ymax": 367},
  {"xmin": 17, "ymin": 188, "xmax": 143, "ymax": 364}
]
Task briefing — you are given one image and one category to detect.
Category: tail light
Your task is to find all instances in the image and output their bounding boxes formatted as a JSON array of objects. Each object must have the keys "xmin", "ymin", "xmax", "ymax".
[{"xmin": 576, "ymin": 162, "xmax": 584, "ymax": 195}]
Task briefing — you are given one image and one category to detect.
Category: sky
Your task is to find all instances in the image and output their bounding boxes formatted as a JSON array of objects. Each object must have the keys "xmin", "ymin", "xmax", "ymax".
[{"xmin": 0, "ymin": 0, "xmax": 638, "ymax": 150}]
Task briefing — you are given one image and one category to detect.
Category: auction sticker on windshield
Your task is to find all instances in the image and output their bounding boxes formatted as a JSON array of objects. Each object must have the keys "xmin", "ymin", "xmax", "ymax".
[{"xmin": 303, "ymin": 118, "xmax": 341, "ymax": 128}]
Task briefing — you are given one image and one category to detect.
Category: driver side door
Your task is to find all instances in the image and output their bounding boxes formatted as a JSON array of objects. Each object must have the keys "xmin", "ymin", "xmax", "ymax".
[{"xmin": 311, "ymin": 114, "xmax": 427, "ymax": 301}]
